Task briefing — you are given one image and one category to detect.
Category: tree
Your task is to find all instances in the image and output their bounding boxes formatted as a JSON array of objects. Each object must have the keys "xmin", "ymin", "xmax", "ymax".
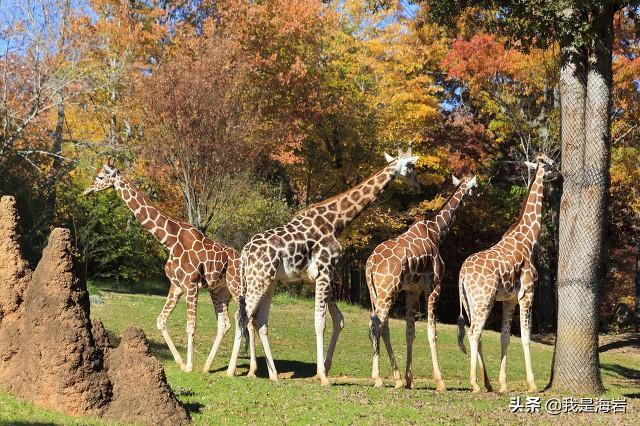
[
  {"xmin": 0, "ymin": 0, "xmax": 98, "ymax": 258},
  {"xmin": 426, "ymin": 0, "xmax": 640, "ymax": 393},
  {"xmin": 137, "ymin": 27, "xmax": 260, "ymax": 231}
]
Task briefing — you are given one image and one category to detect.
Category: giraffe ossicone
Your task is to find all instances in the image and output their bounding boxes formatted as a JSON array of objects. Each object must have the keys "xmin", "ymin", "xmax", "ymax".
[
  {"xmin": 366, "ymin": 174, "xmax": 477, "ymax": 390},
  {"xmin": 84, "ymin": 160, "xmax": 243, "ymax": 374},
  {"xmin": 230, "ymin": 147, "xmax": 419, "ymax": 385},
  {"xmin": 457, "ymin": 154, "xmax": 555, "ymax": 394}
]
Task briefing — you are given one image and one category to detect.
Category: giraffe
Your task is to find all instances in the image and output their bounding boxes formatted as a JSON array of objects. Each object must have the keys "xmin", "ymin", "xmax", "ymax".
[
  {"xmin": 366, "ymin": 174, "xmax": 477, "ymax": 390},
  {"xmin": 83, "ymin": 159, "xmax": 242, "ymax": 373},
  {"xmin": 227, "ymin": 146, "xmax": 419, "ymax": 385},
  {"xmin": 457, "ymin": 154, "xmax": 556, "ymax": 393}
]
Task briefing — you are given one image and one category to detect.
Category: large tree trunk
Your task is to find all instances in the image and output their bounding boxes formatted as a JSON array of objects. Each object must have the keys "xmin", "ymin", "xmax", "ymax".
[
  {"xmin": 551, "ymin": 4, "xmax": 614, "ymax": 394},
  {"xmin": 635, "ymin": 243, "xmax": 640, "ymax": 325}
]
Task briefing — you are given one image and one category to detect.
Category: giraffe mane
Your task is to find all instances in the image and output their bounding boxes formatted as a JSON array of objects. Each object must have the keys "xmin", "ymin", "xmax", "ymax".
[
  {"xmin": 413, "ymin": 181, "xmax": 461, "ymax": 224},
  {"xmin": 502, "ymin": 163, "xmax": 541, "ymax": 236},
  {"xmin": 295, "ymin": 161, "xmax": 394, "ymax": 216},
  {"xmin": 119, "ymin": 174, "xmax": 192, "ymax": 229}
]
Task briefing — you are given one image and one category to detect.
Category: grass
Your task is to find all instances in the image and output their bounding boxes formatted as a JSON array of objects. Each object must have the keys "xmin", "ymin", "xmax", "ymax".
[{"xmin": 1, "ymin": 282, "xmax": 639, "ymax": 425}]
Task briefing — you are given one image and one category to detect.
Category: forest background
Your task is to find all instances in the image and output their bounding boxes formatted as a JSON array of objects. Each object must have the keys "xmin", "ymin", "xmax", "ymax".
[{"xmin": 1, "ymin": 0, "xmax": 638, "ymax": 333}]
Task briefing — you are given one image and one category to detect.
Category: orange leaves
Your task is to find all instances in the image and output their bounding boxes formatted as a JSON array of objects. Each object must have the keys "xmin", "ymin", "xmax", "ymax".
[
  {"xmin": 443, "ymin": 33, "xmax": 555, "ymax": 94},
  {"xmin": 444, "ymin": 33, "xmax": 510, "ymax": 83}
]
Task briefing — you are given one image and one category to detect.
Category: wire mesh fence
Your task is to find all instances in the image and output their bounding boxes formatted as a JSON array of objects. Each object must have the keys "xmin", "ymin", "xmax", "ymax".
[{"xmin": 550, "ymin": 68, "xmax": 608, "ymax": 393}]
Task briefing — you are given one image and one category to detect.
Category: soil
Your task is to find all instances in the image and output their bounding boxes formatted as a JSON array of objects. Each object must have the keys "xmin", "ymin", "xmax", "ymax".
[{"xmin": 0, "ymin": 195, "xmax": 190, "ymax": 425}]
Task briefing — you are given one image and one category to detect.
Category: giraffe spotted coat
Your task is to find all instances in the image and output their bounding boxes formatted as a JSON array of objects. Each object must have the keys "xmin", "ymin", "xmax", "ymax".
[
  {"xmin": 366, "ymin": 175, "xmax": 477, "ymax": 390},
  {"xmin": 227, "ymin": 149, "xmax": 419, "ymax": 385},
  {"xmin": 84, "ymin": 161, "xmax": 241, "ymax": 373},
  {"xmin": 457, "ymin": 156, "xmax": 555, "ymax": 393}
]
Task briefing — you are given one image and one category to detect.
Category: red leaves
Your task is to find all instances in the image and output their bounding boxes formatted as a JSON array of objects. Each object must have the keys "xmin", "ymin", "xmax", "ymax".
[{"xmin": 443, "ymin": 34, "xmax": 510, "ymax": 82}]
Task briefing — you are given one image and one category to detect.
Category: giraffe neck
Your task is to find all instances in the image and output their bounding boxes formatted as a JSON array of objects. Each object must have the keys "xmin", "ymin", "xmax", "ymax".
[
  {"xmin": 113, "ymin": 175, "xmax": 178, "ymax": 247},
  {"xmin": 507, "ymin": 166, "xmax": 545, "ymax": 248},
  {"xmin": 303, "ymin": 162, "xmax": 398, "ymax": 236},
  {"xmin": 423, "ymin": 181, "xmax": 468, "ymax": 241}
]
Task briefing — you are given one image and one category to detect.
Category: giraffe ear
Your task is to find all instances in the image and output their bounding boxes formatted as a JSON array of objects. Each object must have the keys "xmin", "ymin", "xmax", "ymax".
[
  {"xmin": 452, "ymin": 175, "xmax": 461, "ymax": 186},
  {"xmin": 107, "ymin": 157, "xmax": 116, "ymax": 168},
  {"xmin": 524, "ymin": 161, "xmax": 537, "ymax": 170},
  {"xmin": 384, "ymin": 152, "xmax": 395, "ymax": 163},
  {"xmin": 469, "ymin": 175, "xmax": 477, "ymax": 187}
]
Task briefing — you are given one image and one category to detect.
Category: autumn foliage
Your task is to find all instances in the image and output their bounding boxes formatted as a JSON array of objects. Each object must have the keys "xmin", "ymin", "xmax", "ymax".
[{"xmin": 0, "ymin": 0, "xmax": 638, "ymax": 330}]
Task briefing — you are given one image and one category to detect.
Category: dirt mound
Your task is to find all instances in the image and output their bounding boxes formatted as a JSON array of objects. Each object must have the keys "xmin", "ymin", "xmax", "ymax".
[
  {"xmin": 103, "ymin": 326, "xmax": 191, "ymax": 425},
  {"xmin": 0, "ymin": 196, "xmax": 31, "ymax": 322},
  {"xmin": 0, "ymin": 199, "xmax": 189, "ymax": 424},
  {"xmin": 0, "ymin": 227, "xmax": 111, "ymax": 415}
]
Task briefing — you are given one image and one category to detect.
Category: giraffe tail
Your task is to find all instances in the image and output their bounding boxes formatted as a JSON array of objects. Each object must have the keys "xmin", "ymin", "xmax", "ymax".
[
  {"xmin": 365, "ymin": 260, "xmax": 377, "ymax": 344},
  {"xmin": 238, "ymin": 258, "xmax": 249, "ymax": 344},
  {"xmin": 457, "ymin": 275, "xmax": 469, "ymax": 354}
]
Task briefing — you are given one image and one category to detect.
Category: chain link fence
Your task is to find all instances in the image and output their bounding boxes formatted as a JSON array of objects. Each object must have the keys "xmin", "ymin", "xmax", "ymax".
[{"xmin": 549, "ymin": 68, "xmax": 608, "ymax": 393}]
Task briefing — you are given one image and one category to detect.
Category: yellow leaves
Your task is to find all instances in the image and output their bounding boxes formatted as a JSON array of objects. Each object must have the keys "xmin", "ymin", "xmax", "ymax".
[
  {"xmin": 418, "ymin": 153, "xmax": 443, "ymax": 169},
  {"xmin": 413, "ymin": 195, "xmax": 446, "ymax": 215}
]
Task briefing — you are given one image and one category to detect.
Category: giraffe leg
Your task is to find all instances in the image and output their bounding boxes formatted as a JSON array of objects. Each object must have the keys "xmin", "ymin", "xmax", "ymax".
[
  {"xmin": 380, "ymin": 317, "xmax": 403, "ymax": 388},
  {"xmin": 499, "ymin": 299, "xmax": 517, "ymax": 393},
  {"xmin": 247, "ymin": 317, "xmax": 258, "ymax": 377},
  {"xmin": 255, "ymin": 285, "xmax": 278, "ymax": 382},
  {"xmin": 314, "ymin": 275, "xmax": 331, "ymax": 386},
  {"xmin": 226, "ymin": 310, "xmax": 243, "ymax": 377},
  {"xmin": 427, "ymin": 259, "xmax": 446, "ymax": 391},
  {"xmin": 477, "ymin": 339, "xmax": 493, "ymax": 392},
  {"xmin": 324, "ymin": 297, "xmax": 344, "ymax": 374},
  {"xmin": 405, "ymin": 291, "xmax": 419, "ymax": 390},
  {"xmin": 519, "ymin": 290, "xmax": 537, "ymax": 392},
  {"xmin": 184, "ymin": 285, "xmax": 199, "ymax": 372},
  {"xmin": 157, "ymin": 282, "xmax": 185, "ymax": 369},
  {"xmin": 370, "ymin": 314, "xmax": 383, "ymax": 387},
  {"xmin": 469, "ymin": 305, "xmax": 491, "ymax": 393},
  {"xmin": 203, "ymin": 287, "xmax": 232, "ymax": 373}
]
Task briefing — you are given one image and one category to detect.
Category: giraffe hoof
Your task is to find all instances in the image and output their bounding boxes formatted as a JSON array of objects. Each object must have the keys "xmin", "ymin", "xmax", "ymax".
[
  {"xmin": 270, "ymin": 376, "xmax": 280, "ymax": 383},
  {"xmin": 247, "ymin": 371, "xmax": 257, "ymax": 378},
  {"xmin": 528, "ymin": 384, "xmax": 538, "ymax": 393},
  {"xmin": 226, "ymin": 369, "xmax": 236, "ymax": 377},
  {"xmin": 320, "ymin": 377, "xmax": 330, "ymax": 386},
  {"xmin": 435, "ymin": 381, "xmax": 446, "ymax": 392},
  {"xmin": 404, "ymin": 383, "xmax": 413, "ymax": 390},
  {"xmin": 374, "ymin": 378, "xmax": 384, "ymax": 388},
  {"xmin": 183, "ymin": 364, "xmax": 193, "ymax": 373},
  {"xmin": 499, "ymin": 386, "xmax": 509, "ymax": 394},
  {"xmin": 471, "ymin": 385, "xmax": 481, "ymax": 393}
]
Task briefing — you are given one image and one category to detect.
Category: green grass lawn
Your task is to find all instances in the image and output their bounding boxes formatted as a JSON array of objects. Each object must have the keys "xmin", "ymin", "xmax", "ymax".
[{"xmin": 1, "ymin": 282, "xmax": 638, "ymax": 425}]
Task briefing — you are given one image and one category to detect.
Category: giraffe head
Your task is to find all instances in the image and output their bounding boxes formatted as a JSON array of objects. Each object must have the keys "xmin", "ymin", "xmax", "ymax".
[
  {"xmin": 83, "ymin": 158, "xmax": 119, "ymax": 196},
  {"xmin": 384, "ymin": 143, "xmax": 419, "ymax": 188},
  {"xmin": 452, "ymin": 175, "xmax": 478, "ymax": 195},
  {"xmin": 525, "ymin": 154, "xmax": 556, "ymax": 179}
]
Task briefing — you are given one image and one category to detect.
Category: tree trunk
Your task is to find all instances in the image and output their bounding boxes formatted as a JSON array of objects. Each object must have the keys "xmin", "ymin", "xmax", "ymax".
[
  {"xmin": 635, "ymin": 243, "xmax": 640, "ymax": 324},
  {"xmin": 551, "ymin": 4, "xmax": 614, "ymax": 394}
]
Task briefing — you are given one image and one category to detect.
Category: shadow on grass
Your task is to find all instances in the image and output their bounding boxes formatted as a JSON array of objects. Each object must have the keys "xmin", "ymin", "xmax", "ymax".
[
  {"xmin": 0, "ymin": 422, "xmax": 59, "ymax": 426},
  {"xmin": 183, "ymin": 402, "xmax": 204, "ymax": 415},
  {"xmin": 598, "ymin": 335, "xmax": 640, "ymax": 353},
  {"xmin": 88, "ymin": 279, "xmax": 168, "ymax": 297},
  {"xmin": 624, "ymin": 392, "xmax": 640, "ymax": 399},
  {"xmin": 601, "ymin": 363, "xmax": 640, "ymax": 381},
  {"xmin": 236, "ymin": 357, "xmax": 317, "ymax": 379}
]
